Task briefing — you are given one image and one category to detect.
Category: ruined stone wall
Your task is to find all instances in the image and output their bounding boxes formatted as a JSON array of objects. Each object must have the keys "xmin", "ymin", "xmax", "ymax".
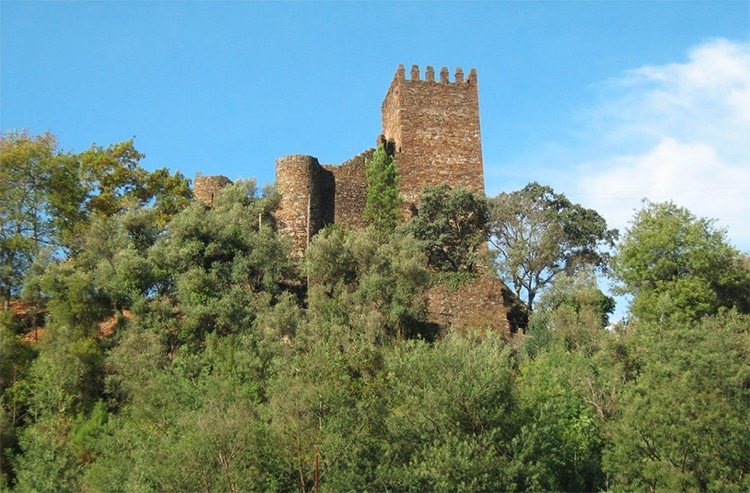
[
  {"xmin": 322, "ymin": 148, "xmax": 374, "ymax": 231},
  {"xmin": 194, "ymin": 175, "xmax": 232, "ymax": 208},
  {"xmin": 427, "ymin": 275, "xmax": 526, "ymax": 336},
  {"xmin": 275, "ymin": 149, "xmax": 373, "ymax": 251},
  {"xmin": 382, "ymin": 64, "xmax": 484, "ymax": 206}
]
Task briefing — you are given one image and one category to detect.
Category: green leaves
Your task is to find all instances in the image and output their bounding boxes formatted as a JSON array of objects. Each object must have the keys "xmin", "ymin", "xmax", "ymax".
[
  {"xmin": 402, "ymin": 184, "xmax": 490, "ymax": 273},
  {"xmin": 305, "ymin": 227, "xmax": 430, "ymax": 343},
  {"xmin": 489, "ymin": 182, "xmax": 618, "ymax": 311},
  {"xmin": 602, "ymin": 311, "xmax": 750, "ymax": 490},
  {"xmin": 613, "ymin": 200, "xmax": 750, "ymax": 322},
  {"xmin": 0, "ymin": 131, "xmax": 191, "ymax": 299},
  {"xmin": 4, "ymin": 131, "xmax": 750, "ymax": 492}
]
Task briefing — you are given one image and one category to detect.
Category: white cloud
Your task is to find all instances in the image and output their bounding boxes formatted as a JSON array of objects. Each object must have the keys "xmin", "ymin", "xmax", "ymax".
[{"xmin": 575, "ymin": 39, "xmax": 750, "ymax": 250}]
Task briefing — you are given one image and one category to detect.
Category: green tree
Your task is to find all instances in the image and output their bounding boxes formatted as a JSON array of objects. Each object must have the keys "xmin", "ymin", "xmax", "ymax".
[
  {"xmin": 489, "ymin": 182, "xmax": 618, "ymax": 311},
  {"xmin": 305, "ymin": 226, "xmax": 431, "ymax": 343},
  {"xmin": 512, "ymin": 347, "xmax": 606, "ymax": 491},
  {"xmin": 0, "ymin": 131, "xmax": 191, "ymax": 299},
  {"xmin": 0, "ymin": 132, "xmax": 74, "ymax": 299},
  {"xmin": 375, "ymin": 334, "xmax": 519, "ymax": 491},
  {"xmin": 363, "ymin": 145, "xmax": 403, "ymax": 235},
  {"xmin": 612, "ymin": 200, "xmax": 750, "ymax": 323},
  {"xmin": 149, "ymin": 179, "xmax": 295, "ymax": 347},
  {"xmin": 401, "ymin": 185, "xmax": 489, "ymax": 273},
  {"xmin": 537, "ymin": 269, "xmax": 615, "ymax": 328},
  {"xmin": 603, "ymin": 311, "xmax": 750, "ymax": 491}
]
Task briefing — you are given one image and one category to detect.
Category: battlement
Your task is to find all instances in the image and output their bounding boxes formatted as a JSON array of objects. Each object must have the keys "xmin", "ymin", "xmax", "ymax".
[{"xmin": 394, "ymin": 64, "xmax": 477, "ymax": 84}]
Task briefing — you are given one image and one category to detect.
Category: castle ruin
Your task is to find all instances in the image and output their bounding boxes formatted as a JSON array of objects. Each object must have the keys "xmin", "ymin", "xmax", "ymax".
[
  {"xmin": 273, "ymin": 64, "xmax": 484, "ymax": 253},
  {"xmin": 194, "ymin": 65, "xmax": 526, "ymax": 334},
  {"xmin": 196, "ymin": 65, "xmax": 484, "ymax": 252}
]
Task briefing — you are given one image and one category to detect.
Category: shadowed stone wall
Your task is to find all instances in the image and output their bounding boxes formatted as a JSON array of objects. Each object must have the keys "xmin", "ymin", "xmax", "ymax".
[
  {"xmin": 322, "ymin": 148, "xmax": 374, "ymax": 231},
  {"xmin": 427, "ymin": 275, "xmax": 527, "ymax": 336}
]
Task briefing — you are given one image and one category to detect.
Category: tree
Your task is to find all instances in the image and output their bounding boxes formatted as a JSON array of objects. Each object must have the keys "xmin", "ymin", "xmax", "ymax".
[
  {"xmin": 512, "ymin": 347, "xmax": 606, "ymax": 491},
  {"xmin": 374, "ymin": 334, "xmax": 519, "ymax": 491},
  {"xmin": 536, "ymin": 268, "xmax": 616, "ymax": 329},
  {"xmin": 0, "ymin": 131, "xmax": 191, "ymax": 299},
  {"xmin": 489, "ymin": 182, "xmax": 618, "ymax": 311},
  {"xmin": 149, "ymin": 179, "xmax": 295, "ymax": 347},
  {"xmin": 363, "ymin": 145, "xmax": 403, "ymax": 235},
  {"xmin": 612, "ymin": 200, "xmax": 750, "ymax": 322},
  {"xmin": 603, "ymin": 311, "xmax": 750, "ymax": 490},
  {"xmin": 0, "ymin": 132, "xmax": 74, "ymax": 299},
  {"xmin": 305, "ymin": 226, "xmax": 431, "ymax": 343},
  {"xmin": 525, "ymin": 269, "xmax": 615, "ymax": 357},
  {"xmin": 401, "ymin": 185, "xmax": 489, "ymax": 273}
]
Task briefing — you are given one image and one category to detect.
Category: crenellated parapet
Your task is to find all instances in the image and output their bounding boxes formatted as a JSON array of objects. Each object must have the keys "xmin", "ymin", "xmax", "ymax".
[{"xmin": 393, "ymin": 64, "xmax": 477, "ymax": 85}]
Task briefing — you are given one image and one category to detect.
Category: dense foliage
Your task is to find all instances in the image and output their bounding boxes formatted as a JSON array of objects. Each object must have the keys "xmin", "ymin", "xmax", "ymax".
[
  {"xmin": 0, "ymin": 131, "xmax": 191, "ymax": 300},
  {"xmin": 612, "ymin": 199, "xmax": 750, "ymax": 323},
  {"xmin": 402, "ymin": 184, "xmax": 490, "ymax": 273},
  {"xmin": 1, "ymin": 134, "xmax": 748, "ymax": 492},
  {"xmin": 489, "ymin": 182, "xmax": 618, "ymax": 311}
]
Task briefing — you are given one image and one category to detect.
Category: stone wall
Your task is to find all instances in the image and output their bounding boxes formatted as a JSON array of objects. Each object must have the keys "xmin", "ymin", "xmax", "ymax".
[
  {"xmin": 322, "ymin": 148, "xmax": 374, "ymax": 231},
  {"xmin": 427, "ymin": 275, "xmax": 527, "ymax": 336},
  {"xmin": 275, "ymin": 154, "xmax": 334, "ymax": 255}
]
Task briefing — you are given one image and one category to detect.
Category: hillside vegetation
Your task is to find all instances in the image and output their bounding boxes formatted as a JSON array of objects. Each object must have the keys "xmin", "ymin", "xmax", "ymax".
[{"xmin": 2, "ymin": 133, "xmax": 749, "ymax": 492}]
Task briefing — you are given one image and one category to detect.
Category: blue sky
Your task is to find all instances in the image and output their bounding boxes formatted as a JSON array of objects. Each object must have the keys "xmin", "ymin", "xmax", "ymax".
[{"xmin": 3, "ymin": 1, "xmax": 750, "ymax": 256}]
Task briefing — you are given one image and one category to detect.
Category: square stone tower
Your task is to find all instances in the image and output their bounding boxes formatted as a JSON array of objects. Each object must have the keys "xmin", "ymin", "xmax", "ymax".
[{"xmin": 381, "ymin": 64, "xmax": 485, "ymax": 206}]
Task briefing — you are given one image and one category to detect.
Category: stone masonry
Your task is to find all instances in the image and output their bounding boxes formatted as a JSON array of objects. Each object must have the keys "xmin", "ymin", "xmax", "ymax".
[
  {"xmin": 381, "ymin": 64, "xmax": 484, "ymax": 206},
  {"xmin": 193, "ymin": 175, "xmax": 232, "ymax": 208}
]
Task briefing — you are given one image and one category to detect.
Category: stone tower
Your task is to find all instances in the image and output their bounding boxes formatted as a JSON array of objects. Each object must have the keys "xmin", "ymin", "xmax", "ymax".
[
  {"xmin": 381, "ymin": 64, "xmax": 485, "ymax": 206},
  {"xmin": 275, "ymin": 154, "xmax": 335, "ymax": 253},
  {"xmin": 194, "ymin": 175, "xmax": 232, "ymax": 208}
]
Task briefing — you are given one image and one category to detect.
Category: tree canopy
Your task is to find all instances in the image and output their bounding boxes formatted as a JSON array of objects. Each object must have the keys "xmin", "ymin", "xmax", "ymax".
[
  {"xmin": 0, "ymin": 131, "xmax": 191, "ymax": 300},
  {"xmin": 489, "ymin": 182, "xmax": 618, "ymax": 311},
  {"xmin": 612, "ymin": 199, "xmax": 750, "ymax": 322},
  {"xmin": 2, "ymin": 132, "xmax": 749, "ymax": 492},
  {"xmin": 401, "ymin": 184, "xmax": 489, "ymax": 273}
]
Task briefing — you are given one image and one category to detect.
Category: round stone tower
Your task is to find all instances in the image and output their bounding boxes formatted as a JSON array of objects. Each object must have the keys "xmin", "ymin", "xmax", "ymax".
[
  {"xmin": 193, "ymin": 175, "xmax": 232, "ymax": 208},
  {"xmin": 275, "ymin": 154, "xmax": 329, "ymax": 254}
]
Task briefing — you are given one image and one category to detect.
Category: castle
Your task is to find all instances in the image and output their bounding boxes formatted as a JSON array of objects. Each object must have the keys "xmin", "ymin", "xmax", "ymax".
[
  {"xmin": 197, "ymin": 64, "xmax": 485, "ymax": 253},
  {"xmin": 194, "ymin": 65, "xmax": 525, "ymax": 334}
]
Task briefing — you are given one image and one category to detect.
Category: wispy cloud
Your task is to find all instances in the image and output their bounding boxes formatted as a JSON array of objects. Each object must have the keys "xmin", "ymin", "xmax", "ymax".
[{"xmin": 574, "ymin": 38, "xmax": 750, "ymax": 250}]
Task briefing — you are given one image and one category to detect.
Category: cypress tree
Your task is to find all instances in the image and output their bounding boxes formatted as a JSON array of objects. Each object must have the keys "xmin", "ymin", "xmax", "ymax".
[{"xmin": 364, "ymin": 145, "xmax": 403, "ymax": 234}]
